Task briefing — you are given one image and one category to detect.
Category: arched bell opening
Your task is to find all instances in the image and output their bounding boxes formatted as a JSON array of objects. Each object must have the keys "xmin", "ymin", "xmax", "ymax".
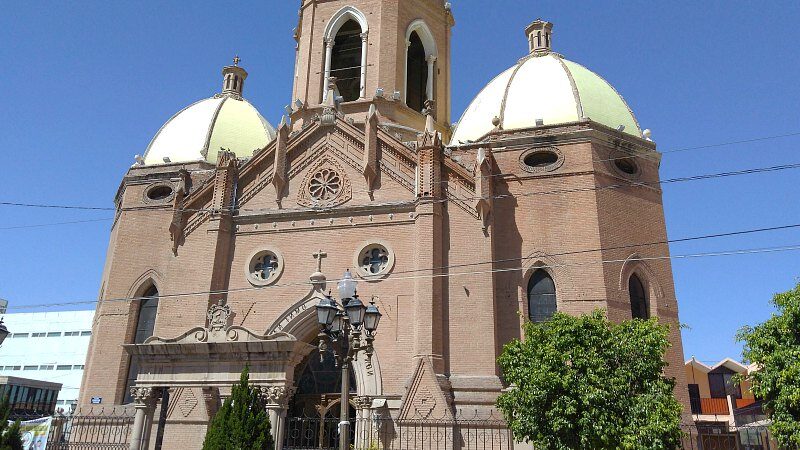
[
  {"xmin": 330, "ymin": 19, "xmax": 363, "ymax": 102},
  {"xmin": 406, "ymin": 31, "xmax": 428, "ymax": 112}
]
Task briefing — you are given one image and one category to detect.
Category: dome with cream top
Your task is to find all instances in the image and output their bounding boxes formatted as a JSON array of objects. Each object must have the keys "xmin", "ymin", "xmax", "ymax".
[
  {"xmin": 141, "ymin": 59, "xmax": 276, "ymax": 166},
  {"xmin": 451, "ymin": 20, "xmax": 641, "ymax": 144}
]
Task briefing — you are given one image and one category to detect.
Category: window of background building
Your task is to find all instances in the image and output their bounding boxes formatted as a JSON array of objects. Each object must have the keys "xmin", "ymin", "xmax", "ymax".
[
  {"xmin": 81, "ymin": 331, "xmax": 92, "ymax": 336},
  {"xmin": 46, "ymin": 332, "xmax": 61, "ymax": 337},
  {"xmin": 709, "ymin": 367, "xmax": 742, "ymax": 399},
  {"xmin": 64, "ymin": 331, "xmax": 79, "ymax": 337},
  {"xmin": 56, "ymin": 365, "xmax": 71, "ymax": 370},
  {"xmin": 23, "ymin": 365, "xmax": 37, "ymax": 371},
  {"xmin": 11, "ymin": 333, "xmax": 28, "ymax": 338},
  {"xmin": 73, "ymin": 365, "xmax": 84, "ymax": 370},
  {"xmin": 31, "ymin": 332, "xmax": 45, "ymax": 337}
]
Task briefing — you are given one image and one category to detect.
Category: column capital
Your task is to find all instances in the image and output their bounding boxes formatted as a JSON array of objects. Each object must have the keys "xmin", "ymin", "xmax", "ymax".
[
  {"xmin": 258, "ymin": 385, "xmax": 296, "ymax": 408},
  {"xmin": 324, "ymin": 37, "xmax": 335, "ymax": 49},
  {"xmin": 129, "ymin": 387, "xmax": 158, "ymax": 407},
  {"xmin": 353, "ymin": 395, "xmax": 372, "ymax": 410},
  {"xmin": 426, "ymin": 54, "xmax": 437, "ymax": 64},
  {"xmin": 360, "ymin": 32, "xmax": 369, "ymax": 42}
]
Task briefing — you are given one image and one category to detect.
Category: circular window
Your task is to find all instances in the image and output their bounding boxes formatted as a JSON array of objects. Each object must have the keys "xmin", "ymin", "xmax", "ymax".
[
  {"xmin": 519, "ymin": 147, "xmax": 564, "ymax": 173},
  {"xmin": 354, "ymin": 242, "xmax": 395, "ymax": 279},
  {"xmin": 144, "ymin": 184, "xmax": 175, "ymax": 202},
  {"xmin": 524, "ymin": 151, "xmax": 558, "ymax": 168},
  {"xmin": 309, "ymin": 168, "xmax": 342, "ymax": 201},
  {"xmin": 613, "ymin": 156, "xmax": 638, "ymax": 176},
  {"xmin": 245, "ymin": 248, "xmax": 284, "ymax": 286}
]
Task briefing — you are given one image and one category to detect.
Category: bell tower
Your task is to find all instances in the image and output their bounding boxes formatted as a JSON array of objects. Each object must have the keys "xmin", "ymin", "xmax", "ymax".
[{"xmin": 290, "ymin": 0, "xmax": 454, "ymax": 138}]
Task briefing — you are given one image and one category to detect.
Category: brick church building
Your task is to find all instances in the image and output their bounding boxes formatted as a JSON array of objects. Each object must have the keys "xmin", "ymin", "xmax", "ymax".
[{"xmin": 79, "ymin": 1, "xmax": 689, "ymax": 448}]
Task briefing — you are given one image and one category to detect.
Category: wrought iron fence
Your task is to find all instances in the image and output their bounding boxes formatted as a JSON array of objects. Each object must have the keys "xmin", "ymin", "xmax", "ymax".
[
  {"xmin": 680, "ymin": 423, "xmax": 796, "ymax": 450},
  {"xmin": 12, "ymin": 406, "xmax": 135, "ymax": 450},
  {"xmin": 285, "ymin": 411, "xmax": 514, "ymax": 450},
  {"xmin": 283, "ymin": 414, "xmax": 795, "ymax": 450}
]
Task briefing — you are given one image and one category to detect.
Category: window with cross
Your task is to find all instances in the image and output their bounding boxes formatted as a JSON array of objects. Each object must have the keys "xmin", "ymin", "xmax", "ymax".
[
  {"xmin": 254, "ymin": 253, "xmax": 279, "ymax": 281},
  {"xmin": 361, "ymin": 246, "xmax": 389, "ymax": 275}
]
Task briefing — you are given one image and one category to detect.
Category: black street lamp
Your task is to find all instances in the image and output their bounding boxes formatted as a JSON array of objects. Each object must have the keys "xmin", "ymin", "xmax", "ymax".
[{"xmin": 315, "ymin": 269, "xmax": 382, "ymax": 450}]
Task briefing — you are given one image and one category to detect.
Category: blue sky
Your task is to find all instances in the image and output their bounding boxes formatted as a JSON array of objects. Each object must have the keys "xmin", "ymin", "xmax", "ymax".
[{"xmin": 0, "ymin": 1, "xmax": 798, "ymax": 364}]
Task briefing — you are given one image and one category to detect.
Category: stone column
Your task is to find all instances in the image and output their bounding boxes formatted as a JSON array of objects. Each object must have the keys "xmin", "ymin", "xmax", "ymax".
[
  {"xmin": 353, "ymin": 396, "xmax": 373, "ymax": 449},
  {"xmin": 259, "ymin": 385, "xmax": 295, "ymax": 450},
  {"xmin": 323, "ymin": 38, "xmax": 334, "ymax": 102},
  {"xmin": 128, "ymin": 387, "xmax": 157, "ymax": 450},
  {"xmin": 426, "ymin": 55, "xmax": 437, "ymax": 104},
  {"xmin": 359, "ymin": 32, "xmax": 369, "ymax": 98}
]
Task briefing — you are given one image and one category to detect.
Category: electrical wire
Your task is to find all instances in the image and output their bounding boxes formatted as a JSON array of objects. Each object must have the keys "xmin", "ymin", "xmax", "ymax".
[
  {"xmin": 2, "ymin": 161, "xmax": 798, "ymax": 216},
  {"xmin": 6, "ymin": 241, "xmax": 800, "ymax": 312}
]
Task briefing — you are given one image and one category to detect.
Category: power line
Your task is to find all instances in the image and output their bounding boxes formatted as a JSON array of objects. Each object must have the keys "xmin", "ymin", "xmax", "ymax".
[
  {"xmin": 2, "ymin": 161, "xmax": 798, "ymax": 216},
  {"xmin": 7, "ymin": 242, "xmax": 800, "ymax": 312},
  {"xmin": 0, "ymin": 218, "xmax": 113, "ymax": 231},
  {"xmin": 384, "ymin": 222, "xmax": 800, "ymax": 278}
]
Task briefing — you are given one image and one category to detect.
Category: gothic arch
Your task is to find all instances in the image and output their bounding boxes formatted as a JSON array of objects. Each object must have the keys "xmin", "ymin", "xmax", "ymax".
[
  {"xmin": 618, "ymin": 253, "xmax": 664, "ymax": 314},
  {"xmin": 126, "ymin": 269, "xmax": 164, "ymax": 300},
  {"xmin": 323, "ymin": 6, "xmax": 369, "ymax": 39},
  {"xmin": 518, "ymin": 252, "xmax": 574, "ymax": 328},
  {"xmin": 323, "ymin": 6, "xmax": 369, "ymax": 101},
  {"xmin": 267, "ymin": 292, "xmax": 384, "ymax": 397},
  {"xmin": 404, "ymin": 19, "xmax": 438, "ymax": 107}
]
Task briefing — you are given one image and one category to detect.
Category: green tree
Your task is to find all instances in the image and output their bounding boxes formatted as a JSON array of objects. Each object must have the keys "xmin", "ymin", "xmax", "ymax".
[
  {"xmin": 497, "ymin": 310, "xmax": 682, "ymax": 450},
  {"xmin": 202, "ymin": 367, "xmax": 274, "ymax": 450},
  {"xmin": 737, "ymin": 281, "xmax": 800, "ymax": 446},
  {"xmin": 0, "ymin": 395, "xmax": 23, "ymax": 450}
]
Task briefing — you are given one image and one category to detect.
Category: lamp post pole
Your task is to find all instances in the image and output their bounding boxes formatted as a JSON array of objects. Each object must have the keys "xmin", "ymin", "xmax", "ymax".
[{"xmin": 316, "ymin": 270, "xmax": 382, "ymax": 450}]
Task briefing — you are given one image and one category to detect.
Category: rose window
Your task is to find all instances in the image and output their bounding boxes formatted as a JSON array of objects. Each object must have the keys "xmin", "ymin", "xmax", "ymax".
[
  {"xmin": 361, "ymin": 246, "xmax": 389, "ymax": 275},
  {"xmin": 309, "ymin": 169, "xmax": 342, "ymax": 201},
  {"xmin": 247, "ymin": 249, "xmax": 283, "ymax": 286},
  {"xmin": 253, "ymin": 253, "xmax": 279, "ymax": 281}
]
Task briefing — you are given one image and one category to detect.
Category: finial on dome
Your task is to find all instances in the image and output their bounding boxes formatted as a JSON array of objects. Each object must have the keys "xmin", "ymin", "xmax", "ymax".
[
  {"xmin": 221, "ymin": 56, "xmax": 248, "ymax": 98},
  {"xmin": 525, "ymin": 19, "xmax": 553, "ymax": 54}
]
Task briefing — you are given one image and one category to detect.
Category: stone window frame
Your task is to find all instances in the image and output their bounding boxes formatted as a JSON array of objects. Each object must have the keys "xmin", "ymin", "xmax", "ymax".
[
  {"xmin": 142, "ymin": 182, "xmax": 176, "ymax": 204},
  {"xmin": 608, "ymin": 150, "xmax": 642, "ymax": 180},
  {"xmin": 519, "ymin": 146, "xmax": 564, "ymax": 174},
  {"xmin": 245, "ymin": 247, "xmax": 285, "ymax": 287},
  {"xmin": 353, "ymin": 241, "xmax": 395, "ymax": 281}
]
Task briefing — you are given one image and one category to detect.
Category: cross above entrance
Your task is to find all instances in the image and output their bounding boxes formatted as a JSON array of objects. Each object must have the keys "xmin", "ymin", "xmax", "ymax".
[{"xmin": 312, "ymin": 250, "xmax": 327, "ymax": 273}]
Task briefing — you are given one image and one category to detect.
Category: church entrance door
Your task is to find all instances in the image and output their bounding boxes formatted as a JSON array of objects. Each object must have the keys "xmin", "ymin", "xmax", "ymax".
[{"xmin": 284, "ymin": 345, "xmax": 356, "ymax": 449}]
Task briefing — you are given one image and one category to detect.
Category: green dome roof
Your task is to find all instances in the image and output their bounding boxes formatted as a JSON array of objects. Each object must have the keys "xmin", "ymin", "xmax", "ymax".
[{"xmin": 451, "ymin": 52, "xmax": 642, "ymax": 143}]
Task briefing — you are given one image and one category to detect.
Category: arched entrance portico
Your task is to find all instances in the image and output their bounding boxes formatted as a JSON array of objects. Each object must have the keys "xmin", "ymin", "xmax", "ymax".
[{"xmin": 268, "ymin": 291, "xmax": 385, "ymax": 450}]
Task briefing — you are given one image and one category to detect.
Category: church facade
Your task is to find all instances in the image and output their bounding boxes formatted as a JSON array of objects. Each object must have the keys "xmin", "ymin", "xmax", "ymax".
[{"xmin": 79, "ymin": 1, "xmax": 689, "ymax": 448}]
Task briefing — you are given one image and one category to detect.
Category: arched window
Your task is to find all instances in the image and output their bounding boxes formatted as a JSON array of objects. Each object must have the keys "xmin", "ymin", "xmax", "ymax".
[
  {"xmin": 330, "ymin": 19, "xmax": 363, "ymax": 102},
  {"xmin": 406, "ymin": 31, "xmax": 427, "ymax": 112},
  {"xmin": 629, "ymin": 274, "xmax": 649, "ymax": 319},
  {"xmin": 527, "ymin": 269, "xmax": 556, "ymax": 323},
  {"xmin": 123, "ymin": 285, "xmax": 159, "ymax": 403}
]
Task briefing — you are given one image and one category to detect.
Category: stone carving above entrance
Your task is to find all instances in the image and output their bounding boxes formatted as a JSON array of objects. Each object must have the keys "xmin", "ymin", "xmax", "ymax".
[
  {"xmin": 143, "ymin": 303, "xmax": 296, "ymax": 344},
  {"xmin": 297, "ymin": 156, "xmax": 352, "ymax": 207}
]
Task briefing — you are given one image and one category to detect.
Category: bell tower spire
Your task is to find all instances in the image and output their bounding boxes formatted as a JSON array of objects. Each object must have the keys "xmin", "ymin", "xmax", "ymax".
[
  {"xmin": 290, "ymin": 0, "xmax": 454, "ymax": 138},
  {"xmin": 221, "ymin": 55, "xmax": 247, "ymax": 98}
]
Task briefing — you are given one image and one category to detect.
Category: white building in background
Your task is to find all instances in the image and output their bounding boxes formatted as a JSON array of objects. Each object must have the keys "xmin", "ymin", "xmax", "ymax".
[{"xmin": 0, "ymin": 309, "xmax": 94, "ymax": 409}]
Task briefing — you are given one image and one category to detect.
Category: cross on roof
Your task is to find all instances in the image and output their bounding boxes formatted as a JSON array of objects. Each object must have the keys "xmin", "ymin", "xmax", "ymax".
[{"xmin": 313, "ymin": 250, "xmax": 327, "ymax": 273}]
